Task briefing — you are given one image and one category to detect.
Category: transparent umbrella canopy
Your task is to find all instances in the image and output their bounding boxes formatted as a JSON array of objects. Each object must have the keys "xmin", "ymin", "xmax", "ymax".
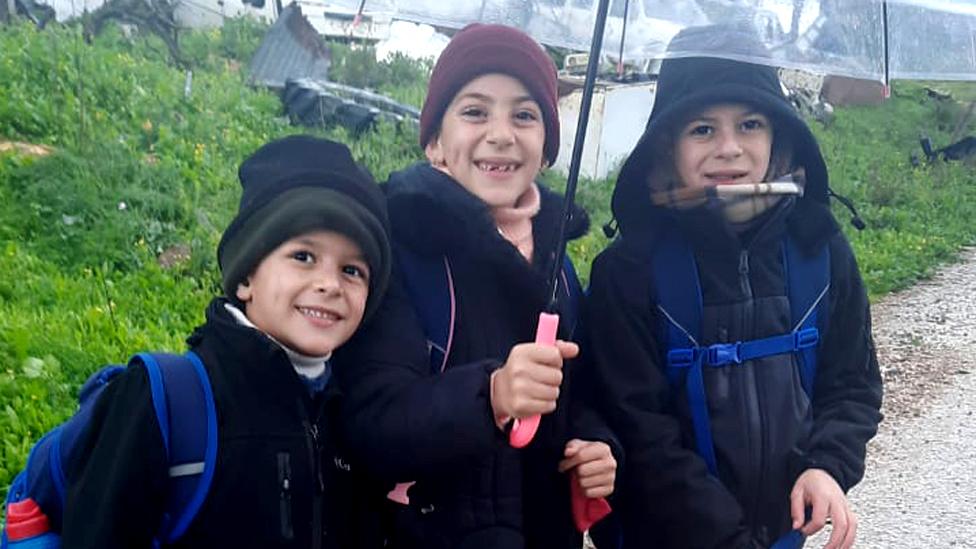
[{"xmin": 335, "ymin": 0, "xmax": 976, "ymax": 83}]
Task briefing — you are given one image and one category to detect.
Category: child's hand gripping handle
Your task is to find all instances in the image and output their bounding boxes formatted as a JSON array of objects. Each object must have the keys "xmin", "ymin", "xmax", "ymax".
[
  {"xmin": 509, "ymin": 313, "xmax": 613, "ymax": 531},
  {"xmin": 569, "ymin": 474, "xmax": 612, "ymax": 532},
  {"xmin": 508, "ymin": 312, "xmax": 559, "ymax": 448}
]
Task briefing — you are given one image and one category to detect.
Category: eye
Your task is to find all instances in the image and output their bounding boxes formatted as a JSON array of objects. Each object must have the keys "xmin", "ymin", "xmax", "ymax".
[
  {"xmin": 687, "ymin": 123, "xmax": 713, "ymax": 137},
  {"xmin": 741, "ymin": 117, "xmax": 767, "ymax": 132},
  {"xmin": 514, "ymin": 109, "xmax": 540, "ymax": 123},
  {"xmin": 460, "ymin": 105, "xmax": 487, "ymax": 120},
  {"xmin": 342, "ymin": 264, "xmax": 370, "ymax": 282},
  {"xmin": 291, "ymin": 250, "xmax": 314, "ymax": 264}
]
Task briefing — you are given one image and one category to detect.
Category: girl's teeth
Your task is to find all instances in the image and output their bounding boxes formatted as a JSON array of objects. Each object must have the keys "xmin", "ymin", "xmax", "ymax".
[
  {"xmin": 479, "ymin": 163, "xmax": 514, "ymax": 172},
  {"xmin": 300, "ymin": 307, "xmax": 335, "ymax": 320}
]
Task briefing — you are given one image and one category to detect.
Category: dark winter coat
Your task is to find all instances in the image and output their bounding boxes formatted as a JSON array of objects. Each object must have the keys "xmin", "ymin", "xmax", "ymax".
[
  {"xmin": 62, "ymin": 298, "xmax": 388, "ymax": 549},
  {"xmin": 334, "ymin": 162, "xmax": 607, "ymax": 549},
  {"xmin": 584, "ymin": 31, "xmax": 883, "ymax": 549}
]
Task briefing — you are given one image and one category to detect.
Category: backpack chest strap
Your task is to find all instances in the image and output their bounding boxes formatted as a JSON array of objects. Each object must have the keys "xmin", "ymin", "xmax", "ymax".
[{"xmin": 666, "ymin": 327, "xmax": 820, "ymax": 369}]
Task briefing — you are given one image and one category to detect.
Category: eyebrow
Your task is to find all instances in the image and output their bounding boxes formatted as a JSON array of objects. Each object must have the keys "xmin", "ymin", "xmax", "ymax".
[
  {"xmin": 291, "ymin": 237, "xmax": 319, "ymax": 247},
  {"xmin": 289, "ymin": 238, "xmax": 367, "ymax": 261},
  {"xmin": 689, "ymin": 110, "xmax": 766, "ymax": 123},
  {"xmin": 454, "ymin": 92, "xmax": 538, "ymax": 106}
]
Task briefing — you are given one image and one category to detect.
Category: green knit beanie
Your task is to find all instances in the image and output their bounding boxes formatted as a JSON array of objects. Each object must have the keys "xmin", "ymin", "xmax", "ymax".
[{"xmin": 217, "ymin": 136, "xmax": 391, "ymax": 320}]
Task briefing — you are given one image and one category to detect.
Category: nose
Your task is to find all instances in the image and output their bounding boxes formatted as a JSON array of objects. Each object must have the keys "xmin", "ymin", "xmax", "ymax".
[
  {"xmin": 314, "ymin": 269, "xmax": 342, "ymax": 295},
  {"xmin": 486, "ymin": 116, "xmax": 515, "ymax": 147},
  {"xmin": 714, "ymin": 128, "xmax": 743, "ymax": 159}
]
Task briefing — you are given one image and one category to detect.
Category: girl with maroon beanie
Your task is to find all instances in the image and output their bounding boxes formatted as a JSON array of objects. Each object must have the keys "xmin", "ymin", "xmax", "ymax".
[{"xmin": 335, "ymin": 23, "xmax": 618, "ymax": 549}]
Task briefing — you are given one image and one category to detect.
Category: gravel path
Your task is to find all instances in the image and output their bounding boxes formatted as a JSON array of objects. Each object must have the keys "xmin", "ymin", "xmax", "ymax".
[{"xmin": 808, "ymin": 248, "xmax": 976, "ymax": 548}]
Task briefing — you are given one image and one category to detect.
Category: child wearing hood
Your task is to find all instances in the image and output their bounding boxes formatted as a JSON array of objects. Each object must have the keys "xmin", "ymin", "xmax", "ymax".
[
  {"xmin": 584, "ymin": 26, "xmax": 882, "ymax": 549},
  {"xmin": 334, "ymin": 23, "xmax": 618, "ymax": 549}
]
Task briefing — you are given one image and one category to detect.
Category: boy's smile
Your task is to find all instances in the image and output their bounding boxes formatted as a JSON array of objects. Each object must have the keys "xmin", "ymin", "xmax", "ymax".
[
  {"xmin": 674, "ymin": 103, "xmax": 773, "ymax": 190},
  {"xmin": 425, "ymin": 73, "xmax": 546, "ymax": 208},
  {"xmin": 236, "ymin": 230, "xmax": 370, "ymax": 357}
]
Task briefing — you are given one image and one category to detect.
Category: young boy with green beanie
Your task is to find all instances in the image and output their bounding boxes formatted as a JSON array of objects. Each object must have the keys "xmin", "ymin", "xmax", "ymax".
[
  {"xmin": 583, "ymin": 26, "xmax": 882, "ymax": 549},
  {"xmin": 61, "ymin": 135, "xmax": 392, "ymax": 548},
  {"xmin": 334, "ymin": 23, "xmax": 618, "ymax": 549}
]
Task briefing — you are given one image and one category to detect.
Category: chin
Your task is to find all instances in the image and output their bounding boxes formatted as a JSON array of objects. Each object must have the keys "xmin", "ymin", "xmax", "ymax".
[{"xmin": 290, "ymin": 339, "xmax": 337, "ymax": 357}]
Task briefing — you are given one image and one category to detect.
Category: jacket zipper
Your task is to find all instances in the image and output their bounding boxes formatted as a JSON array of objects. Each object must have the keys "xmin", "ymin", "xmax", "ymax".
[
  {"xmin": 277, "ymin": 452, "xmax": 294, "ymax": 541},
  {"xmin": 739, "ymin": 249, "xmax": 766, "ymax": 537},
  {"xmin": 303, "ymin": 416, "xmax": 325, "ymax": 549},
  {"xmin": 738, "ymin": 250, "xmax": 752, "ymax": 299}
]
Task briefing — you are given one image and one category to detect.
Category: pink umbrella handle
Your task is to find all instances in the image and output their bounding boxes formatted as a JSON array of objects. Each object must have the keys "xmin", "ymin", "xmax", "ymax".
[
  {"xmin": 570, "ymin": 471, "xmax": 612, "ymax": 532},
  {"xmin": 509, "ymin": 312, "xmax": 559, "ymax": 448}
]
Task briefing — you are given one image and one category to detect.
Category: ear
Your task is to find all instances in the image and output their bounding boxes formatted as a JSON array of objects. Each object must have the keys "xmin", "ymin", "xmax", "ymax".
[
  {"xmin": 425, "ymin": 137, "xmax": 445, "ymax": 168},
  {"xmin": 235, "ymin": 278, "xmax": 253, "ymax": 303}
]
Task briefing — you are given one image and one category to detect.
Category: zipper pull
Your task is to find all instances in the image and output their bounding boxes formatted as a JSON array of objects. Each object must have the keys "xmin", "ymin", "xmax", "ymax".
[{"xmin": 306, "ymin": 422, "xmax": 326, "ymax": 493}]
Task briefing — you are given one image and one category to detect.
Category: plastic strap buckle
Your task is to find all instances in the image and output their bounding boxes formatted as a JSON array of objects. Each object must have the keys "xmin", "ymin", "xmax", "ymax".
[
  {"xmin": 705, "ymin": 342, "xmax": 742, "ymax": 366},
  {"xmin": 793, "ymin": 327, "xmax": 820, "ymax": 350},
  {"xmin": 667, "ymin": 348, "xmax": 695, "ymax": 368}
]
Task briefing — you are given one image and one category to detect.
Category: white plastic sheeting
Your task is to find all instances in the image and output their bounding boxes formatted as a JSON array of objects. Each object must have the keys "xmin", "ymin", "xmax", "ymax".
[
  {"xmin": 41, "ymin": 0, "xmax": 275, "ymax": 26},
  {"xmin": 375, "ymin": 20, "xmax": 450, "ymax": 62},
  {"xmin": 553, "ymin": 81, "xmax": 655, "ymax": 180},
  {"xmin": 329, "ymin": 0, "xmax": 976, "ymax": 82}
]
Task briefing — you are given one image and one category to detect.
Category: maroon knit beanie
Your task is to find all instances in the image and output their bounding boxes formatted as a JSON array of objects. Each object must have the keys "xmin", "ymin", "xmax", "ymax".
[{"xmin": 420, "ymin": 23, "xmax": 560, "ymax": 166}]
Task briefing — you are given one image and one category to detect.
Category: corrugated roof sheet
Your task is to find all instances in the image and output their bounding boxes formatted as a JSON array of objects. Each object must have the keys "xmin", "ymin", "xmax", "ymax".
[{"xmin": 248, "ymin": 4, "xmax": 331, "ymax": 88}]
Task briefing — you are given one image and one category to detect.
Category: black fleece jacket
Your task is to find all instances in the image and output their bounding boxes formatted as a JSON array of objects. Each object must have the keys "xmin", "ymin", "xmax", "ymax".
[
  {"xmin": 62, "ymin": 299, "xmax": 387, "ymax": 549},
  {"xmin": 586, "ymin": 200, "xmax": 883, "ymax": 548},
  {"xmin": 334, "ymin": 162, "xmax": 612, "ymax": 549}
]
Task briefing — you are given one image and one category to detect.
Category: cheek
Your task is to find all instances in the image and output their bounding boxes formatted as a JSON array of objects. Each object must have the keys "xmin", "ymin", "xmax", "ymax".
[
  {"xmin": 348, "ymin": 284, "xmax": 369, "ymax": 317},
  {"xmin": 673, "ymin": 144, "xmax": 696, "ymax": 181},
  {"xmin": 524, "ymin": 128, "xmax": 546, "ymax": 162},
  {"xmin": 755, "ymin": 139, "xmax": 773, "ymax": 172}
]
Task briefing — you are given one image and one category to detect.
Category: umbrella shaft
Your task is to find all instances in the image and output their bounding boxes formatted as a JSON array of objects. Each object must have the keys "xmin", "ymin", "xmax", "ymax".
[{"xmin": 547, "ymin": 0, "xmax": 612, "ymax": 310}]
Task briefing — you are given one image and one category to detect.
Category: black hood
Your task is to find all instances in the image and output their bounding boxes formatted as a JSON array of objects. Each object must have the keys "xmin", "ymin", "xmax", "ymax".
[{"xmin": 612, "ymin": 25, "xmax": 831, "ymax": 240}]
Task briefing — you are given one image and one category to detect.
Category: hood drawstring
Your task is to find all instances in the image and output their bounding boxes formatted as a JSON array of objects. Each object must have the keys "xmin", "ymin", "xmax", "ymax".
[
  {"xmin": 828, "ymin": 188, "xmax": 867, "ymax": 231},
  {"xmin": 602, "ymin": 218, "xmax": 619, "ymax": 239}
]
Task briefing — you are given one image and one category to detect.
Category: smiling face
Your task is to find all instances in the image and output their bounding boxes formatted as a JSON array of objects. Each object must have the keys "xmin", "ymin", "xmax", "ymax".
[
  {"xmin": 236, "ymin": 230, "xmax": 369, "ymax": 357},
  {"xmin": 674, "ymin": 103, "xmax": 773, "ymax": 190},
  {"xmin": 425, "ymin": 73, "xmax": 546, "ymax": 208}
]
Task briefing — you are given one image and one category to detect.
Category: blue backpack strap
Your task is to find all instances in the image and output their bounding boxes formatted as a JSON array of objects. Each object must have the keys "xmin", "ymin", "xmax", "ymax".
[
  {"xmin": 770, "ymin": 529, "xmax": 806, "ymax": 549},
  {"xmin": 650, "ymin": 230, "xmax": 719, "ymax": 476},
  {"xmin": 396, "ymin": 245, "xmax": 456, "ymax": 374},
  {"xmin": 783, "ymin": 235, "xmax": 831, "ymax": 397},
  {"xmin": 136, "ymin": 351, "xmax": 217, "ymax": 544}
]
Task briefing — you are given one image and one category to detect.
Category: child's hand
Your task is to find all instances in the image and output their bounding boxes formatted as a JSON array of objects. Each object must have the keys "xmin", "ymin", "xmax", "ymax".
[
  {"xmin": 558, "ymin": 439, "xmax": 617, "ymax": 498},
  {"xmin": 790, "ymin": 468, "xmax": 857, "ymax": 549},
  {"xmin": 489, "ymin": 341, "xmax": 578, "ymax": 424}
]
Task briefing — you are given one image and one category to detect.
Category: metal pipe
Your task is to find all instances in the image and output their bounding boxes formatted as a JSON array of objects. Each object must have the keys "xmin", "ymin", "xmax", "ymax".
[{"xmin": 617, "ymin": 0, "xmax": 629, "ymax": 77}]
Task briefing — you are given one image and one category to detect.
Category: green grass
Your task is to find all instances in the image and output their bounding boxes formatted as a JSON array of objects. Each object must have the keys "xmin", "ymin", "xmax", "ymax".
[
  {"xmin": 2, "ymin": 18, "xmax": 976, "ymax": 508},
  {"xmin": 814, "ymin": 81, "xmax": 976, "ymax": 298}
]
